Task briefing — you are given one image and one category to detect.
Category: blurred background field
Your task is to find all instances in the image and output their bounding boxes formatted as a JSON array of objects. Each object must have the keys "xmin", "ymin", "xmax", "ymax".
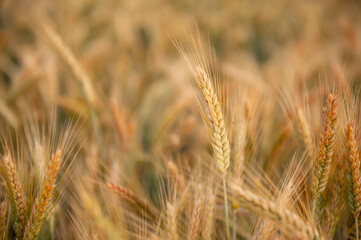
[{"xmin": 1, "ymin": 0, "xmax": 361, "ymax": 239}]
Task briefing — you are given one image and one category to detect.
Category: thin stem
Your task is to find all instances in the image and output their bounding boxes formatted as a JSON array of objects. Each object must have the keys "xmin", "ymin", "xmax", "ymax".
[
  {"xmin": 356, "ymin": 217, "xmax": 359, "ymax": 240},
  {"xmin": 311, "ymin": 198, "xmax": 316, "ymax": 219},
  {"xmin": 49, "ymin": 221, "xmax": 54, "ymax": 240},
  {"xmin": 223, "ymin": 178, "xmax": 230, "ymax": 240},
  {"xmin": 232, "ymin": 209, "xmax": 236, "ymax": 240}
]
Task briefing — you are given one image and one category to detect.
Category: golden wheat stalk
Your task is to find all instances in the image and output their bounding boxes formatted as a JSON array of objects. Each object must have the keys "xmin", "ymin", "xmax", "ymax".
[
  {"xmin": 202, "ymin": 192, "xmax": 215, "ymax": 240},
  {"xmin": 296, "ymin": 107, "xmax": 314, "ymax": 161},
  {"xmin": 254, "ymin": 178, "xmax": 297, "ymax": 239},
  {"xmin": 312, "ymin": 93, "xmax": 338, "ymax": 216},
  {"xmin": 345, "ymin": 121, "xmax": 361, "ymax": 239},
  {"xmin": 166, "ymin": 161, "xmax": 186, "ymax": 192},
  {"xmin": 43, "ymin": 24, "xmax": 99, "ymax": 110},
  {"xmin": 110, "ymin": 98, "xmax": 135, "ymax": 151},
  {"xmin": 231, "ymin": 184, "xmax": 322, "ymax": 239},
  {"xmin": 325, "ymin": 168, "xmax": 345, "ymax": 238},
  {"xmin": 233, "ymin": 114, "xmax": 247, "ymax": 178},
  {"xmin": 165, "ymin": 202, "xmax": 178, "ymax": 240},
  {"xmin": 194, "ymin": 66, "xmax": 231, "ymax": 177},
  {"xmin": 0, "ymin": 201, "xmax": 6, "ymax": 239},
  {"xmin": 264, "ymin": 124, "xmax": 291, "ymax": 171},
  {"xmin": 177, "ymin": 33, "xmax": 234, "ymax": 239},
  {"xmin": 193, "ymin": 65, "xmax": 232, "ymax": 239},
  {"xmin": 0, "ymin": 154, "xmax": 26, "ymax": 238},
  {"xmin": 23, "ymin": 150, "xmax": 62, "ymax": 240},
  {"xmin": 187, "ymin": 198, "xmax": 203, "ymax": 240},
  {"xmin": 106, "ymin": 182, "xmax": 157, "ymax": 219}
]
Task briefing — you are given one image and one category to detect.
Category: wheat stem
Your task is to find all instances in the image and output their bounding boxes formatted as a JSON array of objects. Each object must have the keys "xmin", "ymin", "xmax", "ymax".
[
  {"xmin": 356, "ymin": 217, "xmax": 359, "ymax": 240},
  {"xmin": 311, "ymin": 200, "xmax": 316, "ymax": 221},
  {"xmin": 232, "ymin": 209, "xmax": 236, "ymax": 240},
  {"xmin": 223, "ymin": 178, "xmax": 231, "ymax": 240}
]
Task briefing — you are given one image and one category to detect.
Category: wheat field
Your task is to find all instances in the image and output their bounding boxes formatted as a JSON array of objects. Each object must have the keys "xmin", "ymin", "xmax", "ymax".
[{"xmin": 1, "ymin": 0, "xmax": 361, "ymax": 239}]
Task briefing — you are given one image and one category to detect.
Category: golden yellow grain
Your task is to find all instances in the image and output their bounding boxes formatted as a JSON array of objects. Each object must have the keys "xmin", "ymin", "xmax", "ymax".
[
  {"xmin": 166, "ymin": 161, "xmax": 186, "ymax": 192},
  {"xmin": 233, "ymin": 114, "xmax": 247, "ymax": 178},
  {"xmin": 296, "ymin": 107, "xmax": 314, "ymax": 161},
  {"xmin": 187, "ymin": 198, "xmax": 203, "ymax": 240},
  {"xmin": 165, "ymin": 202, "xmax": 178, "ymax": 240},
  {"xmin": 1, "ymin": 154, "xmax": 26, "ymax": 238},
  {"xmin": 106, "ymin": 182, "xmax": 157, "ymax": 219},
  {"xmin": 325, "ymin": 168, "xmax": 345, "ymax": 238},
  {"xmin": 23, "ymin": 150, "xmax": 62, "ymax": 240},
  {"xmin": 345, "ymin": 121, "xmax": 361, "ymax": 239},
  {"xmin": 345, "ymin": 121, "xmax": 361, "ymax": 218},
  {"xmin": 194, "ymin": 66, "xmax": 230, "ymax": 177},
  {"xmin": 231, "ymin": 184, "xmax": 322, "ymax": 240},
  {"xmin": 0, "ymin": 201, "xmax": 7, "ymax": 239},
  {"xmin": 312, "ymin": 93, "xmax": 338, "ymax": 214},
  {"xmin": 202, "ymin": 192, "xmax": 215, "ymax": 240}
]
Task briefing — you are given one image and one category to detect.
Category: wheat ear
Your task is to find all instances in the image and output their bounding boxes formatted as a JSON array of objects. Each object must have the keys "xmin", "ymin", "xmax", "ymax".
[
  {"xmin": 187, "ymin": 198, "xmax": 203, "ymax": 240},
  {"xmin": 231, "ymin": 184, "xmax": 322, "ymax": 239},
  {"xmin": 325, "ymin": 168, "xmax": 345, "ymax": 238},
  {"xmin": 202, "ymin": 192, "xmax": 215, "ymax": 240},
  {"xmin": 345, "ymin": 121, "xmax": 361, "ymax": 239},
  {"xmin": 233, "ymin": 114, "xmax": 247, "ymax": 179},
  {"xmin": 43, "ymin": 24, "xmax": 99, "ymax": 109},
  {"xmin": 1, "ymin": 154, "xmax": 26, "ymax": 238},
  {"xmin": 296, "ymin": 107, "xmax": 314, "ymax": 161},
  {"xmin": 264, "ymin": 124, "xmax": 291, "ymax": 171},
  {"xmin": 166, "ymin": 161, "xmax": 185, "ymax": 192},
  {"xmin": 312, "ymin": 93, "xmax": 338, "ymax": 216},
  {"xmin": 194, "ymin": 66, "xmax": 230, "ymax": 177},
  {"xmin": 106, "ymin": 182, "xmax": 157, "ymax": 219},
  {"xmin": 165, "ymin": 202, "xmax": 178, "ymax": 240},
  {"xmin": 0, "ymin": 201, "xmax": 7, "ymax": 239},
  {"xmin": 23, "ymin": 150, "xmax": 62, "ymax": 240},
  {"xmin": 194, "ymin": 65, "xmax": 231, "ymax": 239}
]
